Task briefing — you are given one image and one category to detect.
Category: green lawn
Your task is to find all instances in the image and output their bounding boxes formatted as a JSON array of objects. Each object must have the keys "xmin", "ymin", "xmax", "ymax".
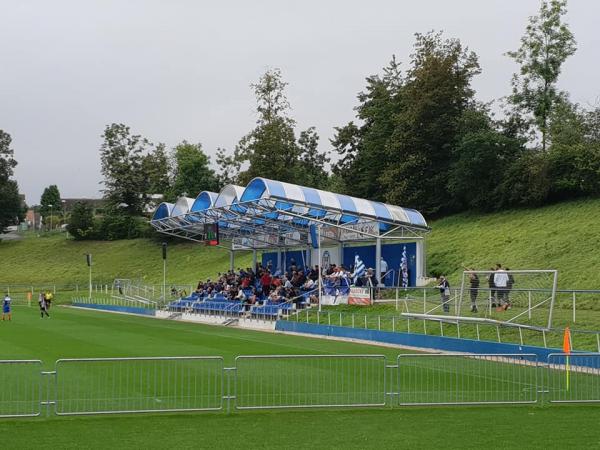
[
  {"xmin": 0, "ymin": 231, "xmax": 252, "ymax": 286},
  {"xmin": 0, "ymin": 306, "xmax": 599, "ymax": 449},
  {"xmin": 426, "ymin": 198, "xmax": 600, "ymax": 288},
  {"xmin": 1, "ymin": 197, "xmax": 600, "ymax": 289}
]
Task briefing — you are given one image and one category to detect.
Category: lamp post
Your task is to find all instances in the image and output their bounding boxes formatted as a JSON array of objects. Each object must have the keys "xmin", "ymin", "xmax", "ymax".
[
  {"xmin": 49, "ymin": 204, "xmax": 53, "ymax": 231},
  {"xmin": 162, "ymin": 242, "xmax": 167, "ymax": 302},
  {"xmin": 86, "ymin": 254, "xmax": 92, "ymax": 300},
  {"xmin": 61, "ymin": 200, "xmax": 67, "ymax": 236}
]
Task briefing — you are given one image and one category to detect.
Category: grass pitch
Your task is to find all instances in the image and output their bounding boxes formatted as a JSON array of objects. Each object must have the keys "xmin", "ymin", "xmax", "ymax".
[{"xmin": 0, "ymin": 306, "xmax": 599, "ymax": 449}]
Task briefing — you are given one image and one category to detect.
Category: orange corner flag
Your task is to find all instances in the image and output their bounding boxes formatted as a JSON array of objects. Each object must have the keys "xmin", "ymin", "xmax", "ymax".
[{"xmin": 563, "ymin": 327, "xmax": 571, "ymax": 355}]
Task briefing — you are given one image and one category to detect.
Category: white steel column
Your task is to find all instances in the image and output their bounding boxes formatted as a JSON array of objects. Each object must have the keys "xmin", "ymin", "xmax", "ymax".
[
  {"xmin": 375, "ymin": 238, "xmax": 382, "ymax": 285},
  {"xmin": 416, "ymin": 239, "xmax": 425, "ymax": 281},
  {"xmin": 318, "ymin": 225, "xmax": 322, "ymax": 312}
]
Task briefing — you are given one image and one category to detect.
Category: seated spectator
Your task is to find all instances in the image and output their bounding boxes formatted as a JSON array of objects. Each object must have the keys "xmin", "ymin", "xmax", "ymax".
[{"xmin": 303, "ymin": 277, "xmax": 315, "ymax": 290}]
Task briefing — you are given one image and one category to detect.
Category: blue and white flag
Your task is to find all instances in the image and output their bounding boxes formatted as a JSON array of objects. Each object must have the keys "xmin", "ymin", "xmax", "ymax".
[
  {"xmin": 352, "ymin": 254, "xmax": 365, "ymax": 284},
  {"xmin": 401, "ymin": 245, "xmax": 409, "ymax": 288}
]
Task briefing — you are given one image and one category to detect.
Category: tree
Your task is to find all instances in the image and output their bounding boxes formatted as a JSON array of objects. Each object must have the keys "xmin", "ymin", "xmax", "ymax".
[
  {"xmin": 235, "ymin": 69, "xmax": 300, "ymax": 185},
  {"xmin": 0, "ymin": 130, "xmax": 23, "ymax": 232},
  {"xmin": 448, "ymin": 129, "xmax": 525, "ymax": 211},
  {"xmin": 222, "ymin": 69, "xmax": 328, "ymax": 188},
  {"xmin": 39, "ymin": 185, "xmax": 61, "ymax": 227},
  {"xmin": 380, "ymin": 32, "xmax": 481, "ymax": 215},
  {"xmin": 0, "ymin": 129, "xmax": 17, "ymax": 181},
  {"xmin": 331, "ymin": 57, "xmax": 404, "ymax": 200},
  {"xmin": 67, "ymin": 202, "xmax": 95, "ymax": 240},
  {"xmin": 99, "ymin": 123, "xmax": 153, "ymax": 215},
  {"xmin": 215, "ymin": 147, "xmax": 241, "ymax": 187},
  {"xmin": 142, "ymin": 143, "xmax": 171, "ymax": 196},
  {"xmin": 507, "ymin": 0, "xmax": 576, "ymax": 151},
  {"xmin": 298, "ymin": 127, "xmax": 330, "ymax": 190},
  {"xmin": 169, "ymin": 141, "xmax": 219, "ymax": 200},
  {"xmin": 545, "ymin": 101, "xmax": 600, "ymax": 199}
]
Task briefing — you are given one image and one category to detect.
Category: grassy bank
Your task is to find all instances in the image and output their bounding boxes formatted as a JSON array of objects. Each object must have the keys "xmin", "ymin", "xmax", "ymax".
[
  {"xmin": 0, "ymin": 197, "xmax": 599, "ymax": 288},
  {"xmin": 0, "ymin": 232, "xmax": 251, "ymax": 285}
]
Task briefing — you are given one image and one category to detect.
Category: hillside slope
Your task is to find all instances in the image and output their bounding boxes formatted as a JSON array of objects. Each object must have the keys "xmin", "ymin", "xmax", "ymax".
[
  {"xmin": 427, "ymin": 198, "xmax": 600, "ymax": 288},
  {"xmin": 0, "ymin": 198, "xmax": 598, "ymax": 288},
  {"xmin": 0, "ymin": 233, "xmax": 251, "ymax": 285}
]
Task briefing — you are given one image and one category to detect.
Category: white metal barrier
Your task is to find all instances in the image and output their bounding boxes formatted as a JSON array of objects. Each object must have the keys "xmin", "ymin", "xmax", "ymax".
[
  {"xmin": 394, "ymin": 353, "xmax": 539, "ymax": 405},
  {"xmin": 547, "ymin": 353, "xmax": 600, "ymax": 403},
  {"xmin": 0, "ymin": 360, "xmax": 42, "ymax": 418},
  {"xmin": 234, "ymin": 354, "xmax": 386, "ymax": 409},
  {"xmin": 55, "ymin": 357, "xmax": 224, "ymax": 415}
]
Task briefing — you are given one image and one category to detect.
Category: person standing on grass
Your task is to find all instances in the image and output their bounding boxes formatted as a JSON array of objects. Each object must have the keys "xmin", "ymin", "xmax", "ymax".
[
  {"xmin": 467, "ymin": 270, "xmax": 479, "ymax": 313},
  {"xmin": 2, "ymin": 293, "xmax": 11, "ymax": 321},
  {"xmin": 437, "ymin": 276, "xmax": 450, "ymax": 313},
  {"xmin": 38, "ymin": 292, "xmax": 50, "ymax": 318},
  {"xmin": 494, "ymin": 266, "xmax": 509, "ymax": 310},
  {"xmin": 488, "ymin": 267, "xmax": 496, "ymax": 307}
]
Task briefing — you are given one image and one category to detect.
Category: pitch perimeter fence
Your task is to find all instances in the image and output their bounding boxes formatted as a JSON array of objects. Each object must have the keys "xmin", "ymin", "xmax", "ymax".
[{"xmin": 1, "ymin": 353, "xmax": 599, "ymax": 418}]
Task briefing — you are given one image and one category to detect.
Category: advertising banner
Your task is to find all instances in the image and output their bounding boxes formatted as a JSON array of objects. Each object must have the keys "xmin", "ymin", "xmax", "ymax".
[{"xmin": 348, "ymin": 287, "xmax": 372, "ymax": 306}]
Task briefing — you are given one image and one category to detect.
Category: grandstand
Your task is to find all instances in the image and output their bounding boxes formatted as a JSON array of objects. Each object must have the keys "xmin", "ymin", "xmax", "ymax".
[{"xmin": 152, "ymin": 177, "xmax": 430, "ymax": 315}]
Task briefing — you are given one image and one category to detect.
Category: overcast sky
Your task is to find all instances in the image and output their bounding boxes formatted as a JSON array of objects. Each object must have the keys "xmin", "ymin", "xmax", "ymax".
[{"xmin": 1, "ymin": 0, "xmax": 599, "ymax": 205}]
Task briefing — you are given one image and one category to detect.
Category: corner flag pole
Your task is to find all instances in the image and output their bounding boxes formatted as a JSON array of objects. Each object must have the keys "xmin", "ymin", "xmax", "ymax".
[{"xmin": 563, "ymin": 326, "xmax": 571, "ymax": 391}]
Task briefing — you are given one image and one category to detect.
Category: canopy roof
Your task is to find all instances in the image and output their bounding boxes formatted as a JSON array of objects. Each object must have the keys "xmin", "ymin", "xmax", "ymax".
[{"xmin": 151, "ymin": 177, "xmax": 429, "ymax": 249}]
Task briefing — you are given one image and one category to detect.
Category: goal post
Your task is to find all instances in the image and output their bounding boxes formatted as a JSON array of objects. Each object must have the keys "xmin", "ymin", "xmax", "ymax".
[{"xmin": 458, "ymin": 269, "xmax": 558, "ymax": 329}]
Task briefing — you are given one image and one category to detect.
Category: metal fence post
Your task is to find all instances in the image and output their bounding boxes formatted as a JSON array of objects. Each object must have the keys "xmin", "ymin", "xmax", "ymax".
[{"xmin": 572, "ymin": 292, "xmax": 576, "ymax": 323}]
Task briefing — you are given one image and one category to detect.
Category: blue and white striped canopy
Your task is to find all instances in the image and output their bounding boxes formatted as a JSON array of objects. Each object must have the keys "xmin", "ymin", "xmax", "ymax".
[
  {"xmin": 151, "ymin": 202, "xmax": 174, "ymax": 221},
  {"xmin": 151, "ymin": 177, "xmax": 428, "ymax": 244},
  {"xmin": 239, "ymin": 177, "xmax": 427, "ymax": 228},
  {"xmin": 191, "ymin": 191, "xmax": 219, "ymax": 212}
]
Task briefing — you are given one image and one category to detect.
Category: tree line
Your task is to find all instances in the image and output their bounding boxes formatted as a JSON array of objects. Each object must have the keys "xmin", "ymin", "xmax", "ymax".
[{"xmin": 3, "ymin": 0, "xmax": 599, "ymax": 239}]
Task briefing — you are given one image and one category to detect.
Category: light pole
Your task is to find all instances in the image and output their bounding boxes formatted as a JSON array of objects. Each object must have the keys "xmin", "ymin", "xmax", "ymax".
[
  {"xmin": 162, "ymin": 242, "xmax": 167, "ymax": 302},
  {"xmin": 49, "ymin": 204, "xmax": 53, "ymax": 231},
  {"xmin": 61, "ymin": 200, "xmax": 67, "ymax": 237},
  {"xmin": 86, "ymin": 254, "xmax": 92, "ymax": 300}
]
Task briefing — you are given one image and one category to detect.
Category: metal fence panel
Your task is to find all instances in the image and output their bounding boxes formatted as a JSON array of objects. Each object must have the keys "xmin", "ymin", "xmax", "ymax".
[
  {"xmin": 55, "ymin": 357, "xmax": 223, "ymax": 415},
  {"xmin": 396, "ymin": 353, "xmax": 539, "ymax": 405},
  {"xmin": 235, "ymin": 354, "xmax": 386, "ymax": 409},
  {"xmin": 0, "ymin": 360, "xmax": 42, "ymax": 417},
  {"xmin": 547, "ymin": 353, "xmax": 600, "ymax": 403}
]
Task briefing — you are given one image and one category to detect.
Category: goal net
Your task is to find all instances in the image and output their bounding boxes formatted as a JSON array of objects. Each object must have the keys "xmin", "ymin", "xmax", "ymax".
[{"xmin": 457, "ymin": 269, "xmax": 558, "ymax": 329}]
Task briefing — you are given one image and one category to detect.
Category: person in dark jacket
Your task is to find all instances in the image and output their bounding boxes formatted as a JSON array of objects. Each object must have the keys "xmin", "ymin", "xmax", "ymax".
[
  {"xmin": 468, "ymin": 270, "xmax": 479, "ymax": 313},
  {"xmin": 437, "ymin": 276, "xmax": 450, "ymax": 313},
  {"xmin": 488, "ymin": 268, "xmax": 496, "ymax": 307}
]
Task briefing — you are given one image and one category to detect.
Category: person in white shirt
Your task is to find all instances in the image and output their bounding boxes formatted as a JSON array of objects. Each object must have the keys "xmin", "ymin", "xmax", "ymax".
[
  {"xmin": 494, "ymin": 267, "xmax": 509, "ymax": 308},
  {"xmin": 380, "ymin": 258, "xmax": 388, "ymax": 285}
]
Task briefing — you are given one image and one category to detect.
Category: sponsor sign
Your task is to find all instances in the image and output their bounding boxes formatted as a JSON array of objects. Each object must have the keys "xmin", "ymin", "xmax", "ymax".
[
  {"xmin": 348, "ymin": 287, "xmax": 372, "ymax": 306},
  {"xmin": 321, "ymin": 222, "xmax": 379, "ymax": 242}
]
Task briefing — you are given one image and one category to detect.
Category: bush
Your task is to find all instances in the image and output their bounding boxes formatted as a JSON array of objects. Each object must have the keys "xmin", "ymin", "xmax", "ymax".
[
  {"xmin": 67, "ymin": 202, "xmax": 95, "ymax": 240},
  {"xmin": 94, "ymin": 214, "xmax": 151, "ymax": 240}
]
